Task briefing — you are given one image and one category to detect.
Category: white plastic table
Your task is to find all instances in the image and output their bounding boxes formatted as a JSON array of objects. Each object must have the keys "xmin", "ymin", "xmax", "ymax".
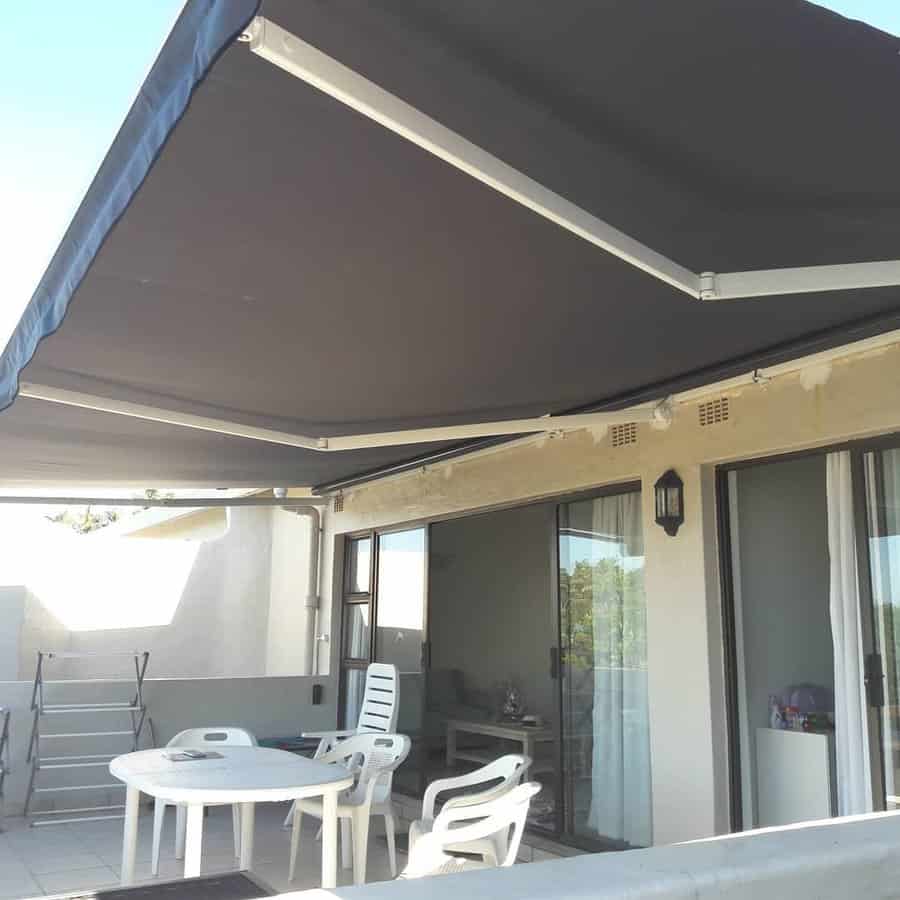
[{"xmin": 110, "ymin": 747, "xmax": 353, "ymax": 888}]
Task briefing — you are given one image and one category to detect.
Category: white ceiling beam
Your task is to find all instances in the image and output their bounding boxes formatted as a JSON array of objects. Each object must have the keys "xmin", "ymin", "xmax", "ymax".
[
  {"xmin": 18, "ymin": 382, "xmax": 668, "ymax": 452},
  {"xmin": 241, "ymin": 16, "xmax": 900, "ymax": 302},
  {"xmin": 239, "ymin": 17, "xmax": 701, "ymax": 299}
]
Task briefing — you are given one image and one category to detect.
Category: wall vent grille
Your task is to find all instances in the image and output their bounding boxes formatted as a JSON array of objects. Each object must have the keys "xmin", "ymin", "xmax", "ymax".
[
  {"xmin": 333, "ymin": 493, "xmax": 344, "ymax": 513},
  {"xmin": 698, "ymin": 397, "xmax": 730, "ymax": 427},
  {"xmin": 610, "ymin": 422, "xmax": 638, "ymax": 448}
]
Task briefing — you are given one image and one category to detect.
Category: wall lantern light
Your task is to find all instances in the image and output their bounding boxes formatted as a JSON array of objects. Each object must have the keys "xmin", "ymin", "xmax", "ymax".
[{"xmin": 654, "ymin": 469, "xmax": 684, "ymax": 536}]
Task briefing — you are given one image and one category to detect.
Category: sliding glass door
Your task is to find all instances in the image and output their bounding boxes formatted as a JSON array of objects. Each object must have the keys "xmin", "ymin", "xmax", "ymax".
[
  {"xmin": 721, "ymin": 435, "xmax": 900, "ymax": 831},
  {"xmin": 557, "ymin": 487, "xmax": 652, "ymax": 847},
  {"xmin": 339, "ymin": 486, "xmax": 651, "ymax": 848}
]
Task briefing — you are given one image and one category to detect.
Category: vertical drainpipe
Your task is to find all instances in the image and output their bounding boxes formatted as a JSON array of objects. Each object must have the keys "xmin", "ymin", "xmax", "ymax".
[{"xmin": 274, "ymin": 490, "xmax": 322, "ymax": 676}]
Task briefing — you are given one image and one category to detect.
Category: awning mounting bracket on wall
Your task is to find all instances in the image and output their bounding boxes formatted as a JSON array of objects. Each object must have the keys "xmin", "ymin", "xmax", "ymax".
[{"xmin": 240, "ymin": 16, "xmax": 900, "ymax": 303}]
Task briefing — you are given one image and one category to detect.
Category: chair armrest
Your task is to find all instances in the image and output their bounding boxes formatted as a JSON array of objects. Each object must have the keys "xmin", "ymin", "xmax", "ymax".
[
  {"xmin": 302, "ymin": 729, "xmax": 356, "ymax": 759},
  {"xmin": 422, "ymin": 754, "xmax": 532, "ymax": 819},
  {"xmin": 301, "ymin": 729, "xmax": 355, "ymax": 740},
  {"xmin": 422, "ymin": 771, "xmax": 499, "ymax": 821}
]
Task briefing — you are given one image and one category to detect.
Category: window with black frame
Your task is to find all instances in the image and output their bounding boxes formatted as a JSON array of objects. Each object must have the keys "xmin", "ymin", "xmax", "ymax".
[{"xmin": 340, "ymin": 535, "xmax": 373, "ymax": 728}]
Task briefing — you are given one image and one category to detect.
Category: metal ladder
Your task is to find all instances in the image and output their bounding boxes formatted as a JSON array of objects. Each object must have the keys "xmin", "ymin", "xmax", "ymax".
[{"xmin": 25, "ymin": 650, "xmax": 152, "ymax": 826}]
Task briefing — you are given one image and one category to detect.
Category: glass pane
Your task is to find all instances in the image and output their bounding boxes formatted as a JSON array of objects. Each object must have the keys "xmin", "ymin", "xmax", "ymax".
[
  {"xmin": 728, "ymin": 457, "xmax": 834, "ymax": 830},
  {"xmin": 865, "ymin": 448, "xmax": 900, "ymax": 809},
  {"xmin": 558, "ymin": 490, "xmax": 651, "ymax": 847},
  {"xmin": 342, "ymin": 667, "xmax": 367, "ymax": 729},
  {"xmin": 347, "ymin": 537, "xmax": 372, "ymax": 594},
  {"xmin": 375, "ymin": 529, "xmax": 427, "ymax": 672},
  {"xmin": 342, "ymin": 603, "xmax": 370, "ymax": 660},
  {"xmin": 374, "ymin": 528, "xmax": 427, "ymax": 797}
]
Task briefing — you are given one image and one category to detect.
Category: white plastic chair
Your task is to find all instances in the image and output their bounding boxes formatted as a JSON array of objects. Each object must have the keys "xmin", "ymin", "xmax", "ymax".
[
  {"xmin": 289, "ymin": 732, "xmax": 410, "ymax": 886},
  {"xmin": 151, "ymin": 727, "xmax": 257, "ymax": 877},
  {"xmin": 401, "ymin": 782, "xmax": 541, "ymax": 879},
  {"xmin": 307, "ymin": 663, "xmax": 400, "ymax": 756},
  {"xmin": 283, "ymin": 663, "xmax": 399, "ymax": 828},
  {"xmin": 409, "ymin": 754, "xmax": 531, "ymax": 865}
]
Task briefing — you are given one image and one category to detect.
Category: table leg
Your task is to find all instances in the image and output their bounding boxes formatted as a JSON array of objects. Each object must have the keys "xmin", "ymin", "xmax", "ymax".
[
  {"xmin": 120, "ymin": 786, "xmax": 140, "ymax": 886},
  {"xmin": 523, "ymin": 734, "xmax": 535, "ymax": 765},
  {"xmin": 183, "ymin": 804, "xmax": 204, "ymax": 878},
  {"xmin": 321, "ymin": 789, "xmax": 338, "ymax": 889},
  {"xmin": 446, "ymin": 723, "xmax": 457, "ymax": 767},
  {"xmin": 175, "ymin": 805, "xmax": 186, "ymax": 859},
  {"xmin": 239, "ymin": 802, "xmax": 255, "ymax": 871}
]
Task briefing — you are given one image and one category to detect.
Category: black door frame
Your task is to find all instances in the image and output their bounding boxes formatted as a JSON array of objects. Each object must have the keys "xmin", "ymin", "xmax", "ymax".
[{"xmin": 336, "ymin": 478, "xmax": 646, "ymax": 851}]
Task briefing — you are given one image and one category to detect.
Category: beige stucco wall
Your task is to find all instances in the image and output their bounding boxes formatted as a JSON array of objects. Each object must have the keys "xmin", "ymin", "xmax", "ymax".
[{"xmin": 310, "ymin": 340, "xmax": 900, "ymax": 846}]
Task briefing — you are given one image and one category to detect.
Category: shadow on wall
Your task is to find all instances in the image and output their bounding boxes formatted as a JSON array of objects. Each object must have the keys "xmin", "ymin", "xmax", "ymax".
[{"xmin": 0, "ymin": 507, "xmax": 313, "ymax": 680}]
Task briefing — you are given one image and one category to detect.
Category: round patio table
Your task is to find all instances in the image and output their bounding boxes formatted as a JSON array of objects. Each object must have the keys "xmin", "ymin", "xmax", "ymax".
[{"xmin": 110, "ymin": 746, "xmax": 353, "ymax": 887}]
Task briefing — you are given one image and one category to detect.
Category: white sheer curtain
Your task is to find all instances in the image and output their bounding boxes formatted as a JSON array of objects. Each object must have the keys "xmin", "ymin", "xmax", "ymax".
[
  {"xmin": 586, "ymin": 491, "xmax": 652, "ymax": 846},
  {"xmin": 826, "ymin": 451, "xmax": 872, "ymax": 815}
]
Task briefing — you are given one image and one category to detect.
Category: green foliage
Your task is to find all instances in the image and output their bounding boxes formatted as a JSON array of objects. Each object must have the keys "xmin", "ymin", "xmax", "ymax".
[
  {"xmin": 560, "ymin": 557, "xmax": 647, "ymax": 672},
  {"xmin": 45, "ymin": 505, "xmax": 119, "ymax": 534}
]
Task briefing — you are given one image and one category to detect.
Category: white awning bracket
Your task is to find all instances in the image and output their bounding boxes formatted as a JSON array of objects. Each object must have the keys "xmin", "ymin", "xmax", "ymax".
[
  {"xmin": 241, "ymin": 16, "xmax": 900, "ymax": 302},
  {"xmin": 699, "ymin": 261, "xmax": 900, "ymax": 302}
]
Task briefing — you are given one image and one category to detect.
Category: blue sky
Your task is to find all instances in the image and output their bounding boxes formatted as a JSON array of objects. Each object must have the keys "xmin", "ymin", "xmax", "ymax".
[
  {"xmin": 0, "ymin": 1, "xmax": 184, "ymax": 353},
  {"xmin": 816, "ymin": 1, "xmax": 900, "ymax": 36}
]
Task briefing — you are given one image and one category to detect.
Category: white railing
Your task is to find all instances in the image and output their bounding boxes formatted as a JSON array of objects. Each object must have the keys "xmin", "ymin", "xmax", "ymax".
[{"xmin": 278, "ymin": 810, "xmax": 900, "ymax": 899}]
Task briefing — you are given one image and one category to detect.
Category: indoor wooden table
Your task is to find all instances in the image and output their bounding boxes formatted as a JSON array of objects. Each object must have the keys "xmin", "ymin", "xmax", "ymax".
[{"xmin": 445, "ymin": 718, "xmax": 555, "ymax": 768}]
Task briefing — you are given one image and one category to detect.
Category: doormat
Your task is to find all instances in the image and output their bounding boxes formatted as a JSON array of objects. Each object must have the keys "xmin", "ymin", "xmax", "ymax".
[{"xmin": 48, "ymin": 871, "xmax": 275, "ymax": 900}]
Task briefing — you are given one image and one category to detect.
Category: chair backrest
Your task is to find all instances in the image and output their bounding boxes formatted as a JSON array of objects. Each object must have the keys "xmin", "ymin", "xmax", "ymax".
[
  {"xmin": 321, "ymin": 732, "xmax": 410, "ymax": 807},
  {"xmin": 356, "ymin": 663, "xmax": 399, "ymax": 735},
  {"xmin": 405, "ymin": 782, "xmax": 542, "ymax": 878},
  {"xmin": 167, "ymin": 727, "xmax": 257, "ymax": 748},
  {"xmin": 422, "ymin": 753, "xmax": 531, "ymax": 821}
]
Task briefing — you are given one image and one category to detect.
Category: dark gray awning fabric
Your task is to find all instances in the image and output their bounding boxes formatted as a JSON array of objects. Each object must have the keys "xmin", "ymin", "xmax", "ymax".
[{"xmin": 2, "ymin": 0, "xmax": 900, "ymax": 488}]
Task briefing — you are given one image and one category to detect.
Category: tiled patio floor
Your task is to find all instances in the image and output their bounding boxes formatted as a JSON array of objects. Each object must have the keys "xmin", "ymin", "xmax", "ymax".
[{"xmin": 0, "ymin": 803, "xmax": 398, "ymax": 898}]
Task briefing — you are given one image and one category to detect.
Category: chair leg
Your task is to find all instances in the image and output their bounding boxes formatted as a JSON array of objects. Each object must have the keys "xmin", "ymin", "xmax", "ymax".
[
  {"xmin": 340, "ymin": 818, "xmax": 352, "ymax": 870},
  {"xmin": 289, "ymin": 807, "xmax": 303, "ymax": 881},
  {"xmin": 175, "ymin": 805, "xmax": 187, "ymax": 860},
  {"xmin": 384, "ymin": 811, "xmax": 397, "ymax": 878},
  {"xmin": 151, "ymin": 799, "xmax": 166, "ymax": 876},
  {"xmin": 232, "ymin": 804, "xmax": 241, "ymax": 858},
  {"xmin": 351, "ymin": 810, "xmax": 371, "ymax": 886}
]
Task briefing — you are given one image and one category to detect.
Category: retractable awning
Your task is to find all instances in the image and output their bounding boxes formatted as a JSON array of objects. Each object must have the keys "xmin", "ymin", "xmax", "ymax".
[{"xmin": 3, "ymin": 0, "xmax": 899, "ymax": 488}]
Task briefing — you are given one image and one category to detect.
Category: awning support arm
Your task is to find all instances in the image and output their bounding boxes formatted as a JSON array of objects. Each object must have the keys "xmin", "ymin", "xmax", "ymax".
[
  {"xmin": 18, "ymin": 382, "xmax": 672, "ymax": 452},
  {"xmin": 241, "ymin": 17, "xmax": 900, "ymax": 302},
  {"xmin": 239, "ymin": 17, "xmax": 699, "ymax": 299}
]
